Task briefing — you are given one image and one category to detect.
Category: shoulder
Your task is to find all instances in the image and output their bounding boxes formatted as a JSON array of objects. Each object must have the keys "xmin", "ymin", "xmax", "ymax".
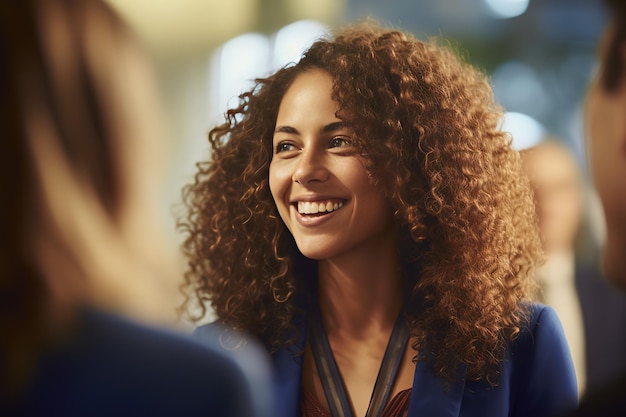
[
  {"xmin": 193, "ymin": 321, "xmax": 272, "ymax": 376},
  {"xmin": 193, "ymin": 321, "xmax": 276, "ymax": 415},
  {"xmin": 89, "ymin": 310, "xmax": 273, "ymax": 416},
  {"xmin": 522, "ymin": 302, "xmax": 564, "ymax": 339},
  {"xmin": 526, "ymin": 301, "xmax": 557, "ymax": 323},
  {"xmin": 22, "ymin": 308, "xmax": 273, "ymax": 417},
  {"xmin": 90, "ymin": 309, "xmax": 265, "ymax": 375},
  {"xmin": 509, "ymin": 303, "xmax": 572, "ymax": 362},
  {"xmin": 505, "ymin": 303, "xmax": 578, "ymax": 416}
]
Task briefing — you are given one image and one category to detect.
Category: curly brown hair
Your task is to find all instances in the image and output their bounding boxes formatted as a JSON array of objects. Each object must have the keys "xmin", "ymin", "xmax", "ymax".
[{"xmin": 179, "ymin": 22, "xmax": 542, "ymax": 384}]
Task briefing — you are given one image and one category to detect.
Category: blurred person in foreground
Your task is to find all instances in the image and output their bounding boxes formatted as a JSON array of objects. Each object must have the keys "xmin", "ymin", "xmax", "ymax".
[
  {"xmin": 522, "ymin": 139, "xmax": 626, "ymax": 396},
  {"xmin": 564, "ymin": 0, "xmax": 626, "ymax": 414},
  {"xmin": 0, "ymin": 0, "xmax": 272, "ymax": 415}
]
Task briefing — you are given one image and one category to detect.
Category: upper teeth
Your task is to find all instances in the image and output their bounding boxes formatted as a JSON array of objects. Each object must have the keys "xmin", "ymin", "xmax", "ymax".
[{"xmin": 298, "ymin": 201, "xmax": 344, "ymax": 214}]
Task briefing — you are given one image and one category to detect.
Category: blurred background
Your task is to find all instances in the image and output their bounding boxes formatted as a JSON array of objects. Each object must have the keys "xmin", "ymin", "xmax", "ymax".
[{"xmin": 103, "ymin": 0, "xmax": 607, "ymax": 243}]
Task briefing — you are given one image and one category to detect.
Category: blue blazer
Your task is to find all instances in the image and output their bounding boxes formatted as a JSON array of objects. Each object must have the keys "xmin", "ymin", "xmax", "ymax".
[{"xmin": 271, "ymin": 304, "xmax": 578, "ymax": 417}]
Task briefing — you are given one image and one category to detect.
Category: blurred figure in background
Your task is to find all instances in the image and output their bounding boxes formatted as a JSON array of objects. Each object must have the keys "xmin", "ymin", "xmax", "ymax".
[
  {"xmin": 564, "ymin": 0, "xmax": 626, "ymax": 414},
  {"xmin": 522, "ymin": 139, "xmax": 626, "ymax": 396},
  {"xmin": 0, "ymin": 0, "xmax": 272, "ymax": 415}
]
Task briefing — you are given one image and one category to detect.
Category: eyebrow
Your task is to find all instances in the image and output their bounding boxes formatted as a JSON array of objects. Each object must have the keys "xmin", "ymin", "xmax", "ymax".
[
  {"xmin": 323, "ymin": 121, "xmax": 346, "ymax": 133},
  {"xmin": 273, "ymin": 121, "xmax": 346, "ymax": 135},
  {"xmin": 274, "ymin": 125, "xmax": 298, "ymax": 134}
]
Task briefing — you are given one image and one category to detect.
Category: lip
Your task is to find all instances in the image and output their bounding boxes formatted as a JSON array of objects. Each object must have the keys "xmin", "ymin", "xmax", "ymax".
[
  {"xmin": 290, "ymin": 204, "xmax": 341, "ymax": 227},
  {"xmin": 289, "ymin": 194, "xmax": 346, "ymax": 204}
]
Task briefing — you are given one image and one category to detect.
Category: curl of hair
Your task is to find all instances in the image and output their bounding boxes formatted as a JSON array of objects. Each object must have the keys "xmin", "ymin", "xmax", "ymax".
[{"xmin": 179, "ymin": 22, "xmax": 542, "ymax": 383}]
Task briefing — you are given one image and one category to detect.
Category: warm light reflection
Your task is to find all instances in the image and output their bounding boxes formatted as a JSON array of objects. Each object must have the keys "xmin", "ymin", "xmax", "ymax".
[
  {"xmin": 285, "ymin": 0, "xmax": 346, "ymax": 23},
  {"xmin": 105, "ymin": 0, "xmax": 258, "ymax": 54}
]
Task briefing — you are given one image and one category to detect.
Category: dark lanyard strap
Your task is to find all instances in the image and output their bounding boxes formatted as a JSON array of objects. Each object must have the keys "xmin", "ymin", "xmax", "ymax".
[{"xmin": 309, "ymin": 308, "xmax": 409, "ymax": 417}]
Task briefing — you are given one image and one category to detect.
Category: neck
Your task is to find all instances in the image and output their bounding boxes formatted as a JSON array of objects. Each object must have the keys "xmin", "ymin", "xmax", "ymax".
[{"xmin": 316, "ymin": 247, "xmax": 403, "ymax": 340}]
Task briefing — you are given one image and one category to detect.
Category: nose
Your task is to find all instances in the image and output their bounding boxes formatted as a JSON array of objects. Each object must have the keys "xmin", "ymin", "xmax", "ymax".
[{"xmin": 293, "ymin": 148, "xmax": 329, "ymax": 186}]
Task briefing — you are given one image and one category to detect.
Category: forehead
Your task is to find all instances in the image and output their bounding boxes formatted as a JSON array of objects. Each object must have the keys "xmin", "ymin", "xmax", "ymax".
[
  {"xmin": 277, "ymin": 70, "xmax": 338, "ymax": 118},
  {"xmin": 284, "ymin": 69, "xmax": 334, "ymax": 96}
]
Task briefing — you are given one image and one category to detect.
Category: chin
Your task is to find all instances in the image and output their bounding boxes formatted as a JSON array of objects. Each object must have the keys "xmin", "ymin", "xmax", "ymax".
[
  {"xmin": 296, "ymin": 248, "xmax": 333, "ymax": 261},
  {"xmin": 294, "ymin": 241, "xmax": 343, "ymax": 261}
]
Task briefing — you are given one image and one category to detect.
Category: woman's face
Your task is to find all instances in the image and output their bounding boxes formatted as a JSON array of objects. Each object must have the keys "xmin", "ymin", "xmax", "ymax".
[{"xmin": 269, "ymin": 69, "xmax": 396, "ymax": 261}]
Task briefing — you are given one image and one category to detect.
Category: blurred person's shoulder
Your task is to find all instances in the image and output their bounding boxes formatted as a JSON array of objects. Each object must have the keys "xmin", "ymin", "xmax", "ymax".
[{"xmin": 19, "ymin": 307, "xmax": 273, "ymax": 417}]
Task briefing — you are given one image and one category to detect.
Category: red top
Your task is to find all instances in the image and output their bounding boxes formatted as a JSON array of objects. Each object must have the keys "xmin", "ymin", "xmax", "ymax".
[{"xmin": 300, "ymin": 389, "xmax": 412, "ymax": 417}]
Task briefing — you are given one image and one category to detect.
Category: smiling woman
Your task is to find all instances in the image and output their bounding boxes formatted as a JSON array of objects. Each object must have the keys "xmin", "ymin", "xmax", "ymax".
[{"xmin": 180, "ymin": 21, "xmax": 579, "ymax": 417}]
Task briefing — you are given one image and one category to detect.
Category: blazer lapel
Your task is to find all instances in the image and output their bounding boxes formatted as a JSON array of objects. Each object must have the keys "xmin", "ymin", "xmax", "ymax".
[
  {"xmin": 272, "ymin": 324, "xmax": 307, "ymax": 417},
  {"xmin": 271, "ymin": 320, "xmax": 467, "ymax": 417},
  {"xmin": 407, "ymin": 361, "xmax": 466, "ymax": 417}
]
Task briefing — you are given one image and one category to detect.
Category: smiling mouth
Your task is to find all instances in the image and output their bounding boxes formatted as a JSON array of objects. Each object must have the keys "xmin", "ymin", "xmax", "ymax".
[{"xmin": 296, "ymin": 200, "xmax": 345, "ymax": 215}]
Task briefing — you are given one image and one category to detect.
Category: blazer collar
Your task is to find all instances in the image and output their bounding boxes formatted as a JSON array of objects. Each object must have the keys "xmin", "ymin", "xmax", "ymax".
[
  {"xmin": 271, "ymin": 323, "xmax": 467, "ymax": 417},
  {"xmin": 272, "ymin": 322, "xmax": 307, "ymax": 417}
]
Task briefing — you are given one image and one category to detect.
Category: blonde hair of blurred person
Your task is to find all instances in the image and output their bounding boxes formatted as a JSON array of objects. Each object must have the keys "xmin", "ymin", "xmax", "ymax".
[{"xmin": 1, "ymin": 0, "xmax": 182, "ymax": 403}]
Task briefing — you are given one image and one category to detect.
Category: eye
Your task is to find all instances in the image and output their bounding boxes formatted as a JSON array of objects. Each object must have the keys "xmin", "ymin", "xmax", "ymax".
[
  {"xmin": 274, "ymin": 141, "xmax": 296, "ymax": 154},
  {"xmin": 328, "ymin": 136, "xmax": 353, "ymax": 149}
]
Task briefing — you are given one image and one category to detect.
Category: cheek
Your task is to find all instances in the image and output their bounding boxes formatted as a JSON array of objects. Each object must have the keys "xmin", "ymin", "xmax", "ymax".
[
  {"xmin": 351, "ymin": 175, "xmax": 392, "ymax": 219},
  {"xmin": 269, "ymin": 164, "xmax": 289, "ymax": 212}
]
